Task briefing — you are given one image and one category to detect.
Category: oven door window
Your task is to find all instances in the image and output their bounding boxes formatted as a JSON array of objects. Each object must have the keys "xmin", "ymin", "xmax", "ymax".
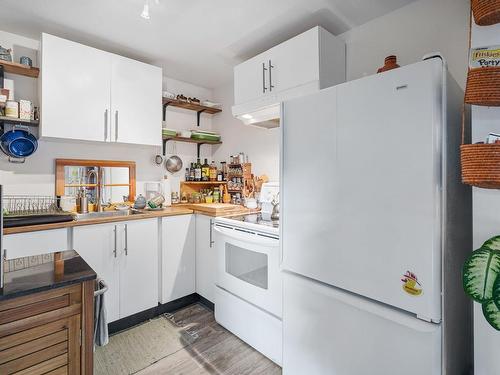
[{"xmin": 225, "ymin": 243, "xmax": 268, "ymax": 290}]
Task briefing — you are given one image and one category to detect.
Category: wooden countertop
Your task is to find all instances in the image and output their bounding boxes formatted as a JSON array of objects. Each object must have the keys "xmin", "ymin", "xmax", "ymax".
[
  {"xmin": 4, "ymin": 206, "xmax": 194, "ymax": 235},
  {"xmin": 3, "ymin": 204, "xmax": 261, "ymax": 235}
]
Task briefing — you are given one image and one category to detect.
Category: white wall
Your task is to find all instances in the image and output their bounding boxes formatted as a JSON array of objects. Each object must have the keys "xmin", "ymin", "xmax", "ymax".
[
  {"xmin": 340, "ymin": 0, "xmax": 469, "ymax": 89},
  {"xmin": 212, "ymin": 84, "xmax": 280, "ymax": 181},
  {"xmin": 0, "ymin": 30, "xmax": 215, "ymax": 196},
  {"xmin": 213, "ymin": 0, "xmax": 470, "ymax": 184},
  {"xmin": 470, "ymin": 20, "xmax": 500, "ymax": 375}
]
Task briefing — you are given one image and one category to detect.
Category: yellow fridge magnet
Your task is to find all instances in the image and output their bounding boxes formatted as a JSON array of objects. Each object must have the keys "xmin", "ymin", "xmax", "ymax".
[{"xmin": 401, "ymin": 271, "xmax": 423, "ymax": 296}]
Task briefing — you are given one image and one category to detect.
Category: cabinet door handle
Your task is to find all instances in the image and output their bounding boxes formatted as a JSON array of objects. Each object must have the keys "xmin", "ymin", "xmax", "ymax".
[
  {"xmin": 113, "ymin": 225, "xmax": 117, "ymax": 258},
  {"xmin": 209, "ymin": 219, "xmax": 214, "ymax": 248},
  {"xmin": 115, "ymin": 110, "xmax": 119, "ymax": 142},
  {"xmin": 104, "ymin": 109, "xmax": 109, "ymax": 141},
  {"xmin": 124, "ymin": 224, "xmax": 128, "ymax": 256},
  {"xmin": 268, "ymin": 60, "xmax": 274, "ymax": 91},
  {"xmin": 262, "ymin": 63, "xmax": 268, "ymax": 93}
]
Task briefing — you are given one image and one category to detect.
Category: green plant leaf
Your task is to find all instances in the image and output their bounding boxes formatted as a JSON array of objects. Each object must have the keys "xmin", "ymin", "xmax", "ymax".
[
  {"xmin": 482, "ymin": 300, "xmax": 500, "ymax": 331},
  {"xmin": 482, "ymin": 235, "xmax": 500, "ymax": 251},
  {"xmin": 493, "ymin": 273, "xmax": 500, "ymax": 310},
  {"xmin": 463, "ymin": 248, "xmax": 500, "ymax": 303}
]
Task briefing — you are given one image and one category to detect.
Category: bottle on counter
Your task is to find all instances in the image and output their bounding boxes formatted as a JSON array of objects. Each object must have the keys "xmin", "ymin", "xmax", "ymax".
[
  {"xmin": 220, "ymin": 161, "xmax": 227, "ymax": 181},
  {"xmin": 189, "ymin": 163, "xmax": 195, "ymax": 181},
  {"xmin": 209, "ymin": 160, "xmax": 217, "ymax": 181},
  {"xmin": 195, "ymin": 159, "xmax": 202, "ymax": 181},
  {"xmin": 213, "ymin": 187, "xmax": 220, "ymax": 203},
  {"xmin": 202, "ymin": 158, "xmax": 210, "ymax": 181},
  {"xmin": 217, "ymin": 167, "xmax": 223, "ymax": 182},
  {"xmin": 185, "ymin": 168, "xmax": 190, "ymax": 182}
]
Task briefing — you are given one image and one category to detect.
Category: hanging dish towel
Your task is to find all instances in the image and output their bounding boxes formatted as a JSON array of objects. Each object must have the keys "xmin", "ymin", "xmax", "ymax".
[{"xmin": 94, "ymin": 279, "xmax": 109, "ymax": 347}]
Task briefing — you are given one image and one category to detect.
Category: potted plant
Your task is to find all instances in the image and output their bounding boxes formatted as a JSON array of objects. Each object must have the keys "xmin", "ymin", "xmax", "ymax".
[{"xmin": 463, "ymin": 236, "xmax": 500, "ymax": 330}]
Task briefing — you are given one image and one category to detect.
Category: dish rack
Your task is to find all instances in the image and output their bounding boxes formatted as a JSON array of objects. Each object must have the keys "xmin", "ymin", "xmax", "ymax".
[{"xmin": 3, "ymin": 195, "xmax": 62, "ymax": 216}]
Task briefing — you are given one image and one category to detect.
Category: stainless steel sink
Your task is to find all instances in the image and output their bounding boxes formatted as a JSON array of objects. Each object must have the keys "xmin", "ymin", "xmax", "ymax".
[{"xmin": 74, "ymin": 209, "xmax": 145, "ymax": 221}]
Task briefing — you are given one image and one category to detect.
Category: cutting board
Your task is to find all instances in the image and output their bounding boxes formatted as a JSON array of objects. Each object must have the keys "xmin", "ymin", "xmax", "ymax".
[{"xmin": 187, "ymin": 203, "xmax": 243, "ymax": 216}]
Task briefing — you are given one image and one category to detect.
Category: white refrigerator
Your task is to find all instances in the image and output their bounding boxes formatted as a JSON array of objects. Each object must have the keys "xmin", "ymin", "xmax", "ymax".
[{"xmin": 281, "ymin": 56, "xmax": 473, "ymax": 375}]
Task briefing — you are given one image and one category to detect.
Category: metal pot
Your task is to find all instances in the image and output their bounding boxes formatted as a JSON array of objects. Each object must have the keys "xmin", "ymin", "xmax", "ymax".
[{"xmin": 165, "ymin": 155, "xmax": 183, "ymax": 173}]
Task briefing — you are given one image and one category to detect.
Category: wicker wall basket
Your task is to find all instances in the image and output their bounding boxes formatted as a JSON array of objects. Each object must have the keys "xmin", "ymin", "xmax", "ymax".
[
  {"xmin": 472, "ymin": 0, "xmax": 500, "ymax": 26},
  {"xmin": 464, "ymin": 67, "xmax": 500, "ymax": 106},
  {"xmin": 461, "ymin": 144, "xmax": 500, "ymax": 188}
]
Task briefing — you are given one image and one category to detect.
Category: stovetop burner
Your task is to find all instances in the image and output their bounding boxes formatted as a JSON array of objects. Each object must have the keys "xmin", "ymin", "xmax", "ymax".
[{"xmin": 227, "ymin": 213, "xmax": 279, "ymax": 229}]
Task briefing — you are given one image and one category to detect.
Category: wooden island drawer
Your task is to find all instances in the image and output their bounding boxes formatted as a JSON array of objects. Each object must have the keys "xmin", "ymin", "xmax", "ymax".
[
  {"xmin": 0, "ymin": 282, "xmax": 94, "ymax": 375},
  {"xmin": 0, "ymin": 285, "xmax": 81, "ymax": 338}
]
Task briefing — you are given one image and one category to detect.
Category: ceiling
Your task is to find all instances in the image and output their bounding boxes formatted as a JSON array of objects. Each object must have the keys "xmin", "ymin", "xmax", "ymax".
[{"xmin": 0, "ymin": 0, "xmax": 416, "ymax": 88}]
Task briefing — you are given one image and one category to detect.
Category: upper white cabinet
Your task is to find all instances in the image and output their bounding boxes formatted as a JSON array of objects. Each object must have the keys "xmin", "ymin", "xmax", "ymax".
[
  {"xmin": 110, "ymin": 55, "xmax": 162, "ymax": 145},
  {"xmin": 41, "ymin": 33, "xmax": 162, "ymax": 146},
  {"xmin": 160, "ymin": 214, "xmax": 196, "ymax": 304},
  {"xmin": 233, "ymin": 26, "xmax": 345, "ymax": 109},
  {"xmin": 41, "ymin": 34, "xmax": 112, "ymax": 142}
]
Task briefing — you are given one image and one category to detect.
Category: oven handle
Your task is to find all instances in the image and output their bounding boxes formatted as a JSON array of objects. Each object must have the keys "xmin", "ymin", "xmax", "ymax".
[{"xmin": 213, "ymin": 224, "xmax": 279, "ymax": 247}]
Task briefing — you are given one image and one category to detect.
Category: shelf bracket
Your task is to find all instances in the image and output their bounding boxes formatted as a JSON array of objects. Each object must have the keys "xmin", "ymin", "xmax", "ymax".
[
  {"xmin": 197, "ymin": 109, "xmax": 206, "ymax": 127},
  {"xmin": 197, "ymin": 143, "xmax": 204, "ymax": 158},
  {"xmin": 162, "ymin": 102, "xmax": 171, "ymax": 121}
]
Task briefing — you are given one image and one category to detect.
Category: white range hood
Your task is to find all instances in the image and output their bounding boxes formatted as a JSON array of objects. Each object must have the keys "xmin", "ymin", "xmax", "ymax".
[
  {"xmin": 233, "ymin": 103, "xmax": 280, "ymax": 129},
  {"xmin": 231, "ymin": 81, "xmax": 321, "ymax": 129}
]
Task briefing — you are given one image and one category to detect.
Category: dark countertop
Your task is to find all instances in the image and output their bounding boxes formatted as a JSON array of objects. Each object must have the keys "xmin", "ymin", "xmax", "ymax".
[{"xmin": 0, "ymin": 250, "xmax": 97, "ymax": 301}]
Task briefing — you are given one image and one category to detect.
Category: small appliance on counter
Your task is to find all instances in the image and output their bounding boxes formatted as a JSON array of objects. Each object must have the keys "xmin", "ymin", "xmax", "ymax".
[{"xmin": 259, "ymin": 182, "xmax": 279, "ymax": 221}]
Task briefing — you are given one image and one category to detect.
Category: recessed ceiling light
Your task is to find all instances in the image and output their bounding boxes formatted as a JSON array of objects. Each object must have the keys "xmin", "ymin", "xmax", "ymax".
[{"xmin": 141, "ymin": 4, "xmax": 150, "ymax": 19}]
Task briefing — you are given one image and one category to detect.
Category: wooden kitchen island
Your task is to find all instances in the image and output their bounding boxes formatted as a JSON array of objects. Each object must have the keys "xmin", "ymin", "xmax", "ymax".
[{"xmin": 0, "ymin": 250, "xmax": 96, "ymax": 374}]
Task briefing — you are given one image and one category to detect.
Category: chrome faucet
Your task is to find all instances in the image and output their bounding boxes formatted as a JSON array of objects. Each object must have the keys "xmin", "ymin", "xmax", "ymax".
[{"xmin": 87, "ymin": 168, "xmax": 103, "ymax": 212}]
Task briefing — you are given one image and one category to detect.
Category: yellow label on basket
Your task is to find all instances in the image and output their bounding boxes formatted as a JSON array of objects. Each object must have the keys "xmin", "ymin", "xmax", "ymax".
[{"xmin": 470, "ymin": 46, "xmax": 500, "ymax": 68}]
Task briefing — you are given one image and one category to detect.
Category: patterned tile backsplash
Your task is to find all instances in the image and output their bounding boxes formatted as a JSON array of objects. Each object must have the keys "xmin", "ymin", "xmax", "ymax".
[{"xmin": 4, "ymin": 253, "xmax": 54, "ymax": 273}]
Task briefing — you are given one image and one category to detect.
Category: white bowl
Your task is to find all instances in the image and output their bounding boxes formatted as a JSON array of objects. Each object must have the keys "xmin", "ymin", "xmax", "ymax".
[{"xmin": 180, "ymin": 130, "xmax": 192, "ymax": 138}]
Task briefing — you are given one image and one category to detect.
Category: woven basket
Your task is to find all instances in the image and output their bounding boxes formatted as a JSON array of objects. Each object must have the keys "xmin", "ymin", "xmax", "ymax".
[
  {"xmin": 464, "ymin": 67, "xmax": 500, "ymax": 106},
  {"xmin": 472, "ymin": 0, "xmax": 500, "ymax": 26},
  {"xmin": 461, "ymin": 144, "xmax": 500, "ymax": 188}
]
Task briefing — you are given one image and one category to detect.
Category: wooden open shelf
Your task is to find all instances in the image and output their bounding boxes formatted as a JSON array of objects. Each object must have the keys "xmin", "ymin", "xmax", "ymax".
[
  {"xmin": 182, "ymin": 181, "xmax": 227, "ymax": 185},
  {"xmin": 0, "ymin": 60, "xmax": 40, "ymax": 78},
  {"xmin": 0, "ymin": 116, "xmax": 39, "ymax": 126},
  {"xmin": 162, "ymin": 98, "xmax": 221, "ymax": 114},
  {"xmin": 163, "ymin": 136, "xmax": 221, "ymax": 145},
  {"xmin": 162, "ymin": 136, "xmax": 222, "ymax": 158}
]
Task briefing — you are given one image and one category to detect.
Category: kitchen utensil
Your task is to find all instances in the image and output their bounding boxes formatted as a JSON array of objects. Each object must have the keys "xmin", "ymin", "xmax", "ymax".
[
  {"xmin": 165, "ymin": 142, "xmax": 183, "ymax": 173},
  {"xmin": 60, "ymin": 196, "xmax": 77, "ymax": 212},
  {"xmin": 162, "ymin": 128, "xmax": 177, "ymax": 138},
  {"xmin": 155, "ymin": 154, "xmax": 164, "ymax": 165},
  {"xmin": 148, "ymin": 193, "xmax": 165, "ymax": 209},
  {"xmin": 271, "ymin": 193, "xmax": 279, "ymax": 220},
  {"xmin": 377, "ymin": 55, "xmax": 400, "ymax": 73},
  {"xmin": 77, "ymin": 195, "xmax": 88, "ymax": 214},
  {"xmin": 223, "ymin": 185, "xmax": 231, "ymax": 204},
  {"xmin": 180, "ymin": 130, "xmax": 192, "ymax": 138},
  {"xmin": 0, "ymin": 127, "xmax": 38, "ymax": 158},
  {"xmin": 133, "ymin": 194, "xmax": 147, "ymax": 209},
  {"xmin": 5, "ymin": 100, "xmax": 18, "ymax": 118},
  {"xmin": 19, "ymin": 56, "xmax": 33, "ymax": 67},
  {"xmin": 245, "ymin": 198, "xmax": 257, "ymax": 209}
]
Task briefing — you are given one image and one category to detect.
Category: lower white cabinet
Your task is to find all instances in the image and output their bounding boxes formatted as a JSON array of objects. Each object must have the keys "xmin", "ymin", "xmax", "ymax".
[
  {"xmin": 4, "ymin": 228, "xmax": 70, "ymax": 259},
  {"xmin": 73, "ymin": 219, "xmax": 158, "ymax": 322},
  {"xmin": 195, "ymin": 214, "xmax": 216, "ymax": 303},
  {"xmin": 160, "ymin": 214, "xmax": 195, "ymax": 304}
]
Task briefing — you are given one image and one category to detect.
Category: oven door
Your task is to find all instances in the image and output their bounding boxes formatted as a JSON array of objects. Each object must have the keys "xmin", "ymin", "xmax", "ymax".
[{"xmin": 214, "ymin": 223, "xmax": 281, "ymax": 318}]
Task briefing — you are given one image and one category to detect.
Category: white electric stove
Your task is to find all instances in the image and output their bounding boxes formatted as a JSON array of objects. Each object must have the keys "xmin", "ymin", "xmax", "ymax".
[{"xmin": 213, "ymin": 182, "xmax": 282, "ymax": 366}]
